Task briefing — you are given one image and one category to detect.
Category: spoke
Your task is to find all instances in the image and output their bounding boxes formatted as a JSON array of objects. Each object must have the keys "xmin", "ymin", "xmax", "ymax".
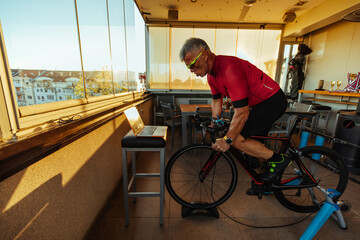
[
  {"xmin": 173, "ymin": 162, "xmax": 198, "ymax": 175},
  {"xmin": 173, "ymin": 179, "xmax": 197, "ymax": 192},
  {"xmin": 182, "ymin": 182, "xmax": 200, "ymax": 199},
  {"xmin": 203, "ymin": 181, "xmax": 222, "ymax": 200},
  {"xmin": 170, "ymin": 171, "xmax": 197, "ymax": 176},
  {"xmin": 189, "ymin": 181, "xmax": 201, "ymax": 202}
]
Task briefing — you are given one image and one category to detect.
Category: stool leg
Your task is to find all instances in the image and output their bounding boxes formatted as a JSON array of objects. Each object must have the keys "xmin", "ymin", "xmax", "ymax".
[
  {"xmin": 159, "ymin": 148, "xmax": 165, "ymax": 225},
  {"xmin": 132, "ymin": 151, "xmax": 136, "ymax": 202},
  {"xmin": 122, "ymin": 149, "xmax": 130, "ymax": 226}
]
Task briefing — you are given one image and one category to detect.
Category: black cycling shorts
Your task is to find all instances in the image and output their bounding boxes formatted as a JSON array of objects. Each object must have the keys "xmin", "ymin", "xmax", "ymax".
[{"xmin": 240, "ymin": 89, "xmax": 287, "ymax": 139}]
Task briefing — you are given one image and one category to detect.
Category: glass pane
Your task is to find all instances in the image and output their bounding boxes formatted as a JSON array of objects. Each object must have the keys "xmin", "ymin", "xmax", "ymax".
[
  {"xmin": 148, "ymin": 27, "xmax": 170, "ymax": 89},
  {"xmin": 0, "ymin": 0, "xmax": 84, "ymax": 106},
  {"xmin": 77, "ymin": 0, "xmax": 113, "ymax": 97},
  {"xmin": 108, "ymin": 0, "xmax": 127, "ymax": 93},
  {"xmin": 215, "ymin": 28, "xmax": 237, "ymax": 56},
  {"xmin": 171, "ymin": 28, "xmax": 193, "ymax": 90},
  {"xmin": 193, "ymin": 28, "xmax": 215, "ymax": 90},
  {"xmin": 124, "ymin": 0, "xmax": 146, "ymax": 92},
  {"xmin": 279, "ymin": 44, "xmax": 291, "ymax": 90},
  {"xmin": 236, "ymin": 29, "xmax": 281, "ymax": 79},
  {"xmin": 259, "ymin": 30, "xmax": 281, "ymax": 79},
  {"xmin": 236, "ymin": 29, "xmax": 261, "ymax": 65}
]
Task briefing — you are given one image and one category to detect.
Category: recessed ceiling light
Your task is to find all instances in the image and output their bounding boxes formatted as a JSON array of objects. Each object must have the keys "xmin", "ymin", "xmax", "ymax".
[
  {"xmin": 295, "ymin": 1, "xmax": 308, "ymax": 6},
  {"xmin": 191, "ymin": 0, "xmax": 197, "ymax": 3}
]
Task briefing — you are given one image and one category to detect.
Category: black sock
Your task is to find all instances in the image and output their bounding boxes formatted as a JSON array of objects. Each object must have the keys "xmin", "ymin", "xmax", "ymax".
[{"xmin": 268, "ymin": 152, "xmax": 280, "ymax": 162}]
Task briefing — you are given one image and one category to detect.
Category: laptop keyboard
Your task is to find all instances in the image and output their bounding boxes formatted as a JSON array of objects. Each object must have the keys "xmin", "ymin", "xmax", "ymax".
[{"xmin": 141, "ymin": 126, "xmax": 157, "ymax": 135}]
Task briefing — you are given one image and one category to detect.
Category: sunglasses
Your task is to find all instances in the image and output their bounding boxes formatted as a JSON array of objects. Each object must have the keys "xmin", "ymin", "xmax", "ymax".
[{"xmin": 186, "ymin": 49, "xmax": 204, "ymax": 69}]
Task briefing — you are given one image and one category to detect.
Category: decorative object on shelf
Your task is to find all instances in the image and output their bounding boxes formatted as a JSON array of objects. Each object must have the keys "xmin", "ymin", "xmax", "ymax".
[
  {"xmin": 315, "ymin": 79, "xmax": 325, "ymax": 91},
  {"xmin": 331, "ymin": 81, "xmax": 336, "ymax": 92},
  {"xmin": 336, "ymin": 81, "xmax": 342, "ymax": 91},
  {"xmin": 342, "ymin": 73, "xmax": 360, "ymax": 92}
]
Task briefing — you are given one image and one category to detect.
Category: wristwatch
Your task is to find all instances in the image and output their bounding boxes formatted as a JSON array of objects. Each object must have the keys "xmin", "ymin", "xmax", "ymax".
[{"xmin": 223, "ymin": 136, "xmax": 233, "ymax": 145}]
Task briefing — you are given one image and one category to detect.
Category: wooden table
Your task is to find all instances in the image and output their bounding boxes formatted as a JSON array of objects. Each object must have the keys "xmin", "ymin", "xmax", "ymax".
[{"xmin": 180, "ymin": 104, "xmax": 211, "ymax": 147}]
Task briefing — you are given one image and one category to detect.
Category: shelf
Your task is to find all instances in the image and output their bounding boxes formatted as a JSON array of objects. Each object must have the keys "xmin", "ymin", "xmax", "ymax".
[
  {"xmin": 304, "ymin": 98, "xmax": 358, "ymax": 105},
  {"xmin": 299, "ymin": 90, "xmax": 360, "ymax": 106},
  {"xmin": 298, "ymin": 90, "xmax": 360, "ymax": 97}
]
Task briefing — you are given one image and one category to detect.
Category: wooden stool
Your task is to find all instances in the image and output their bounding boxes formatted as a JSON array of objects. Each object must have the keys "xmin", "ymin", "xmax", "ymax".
[{"xmin": 121, "ymin": 130, "xmax": 167, "ymax": 226}]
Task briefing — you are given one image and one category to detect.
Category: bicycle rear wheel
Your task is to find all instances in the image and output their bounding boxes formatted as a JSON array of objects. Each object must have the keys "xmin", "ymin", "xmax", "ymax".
[
  {"xmin": 275, "ymin": 146, "xmax": 348, "ymax": 213},
  {"xmin": 165, "ymin": 144, "xmax": 237, "ymax": 209}
]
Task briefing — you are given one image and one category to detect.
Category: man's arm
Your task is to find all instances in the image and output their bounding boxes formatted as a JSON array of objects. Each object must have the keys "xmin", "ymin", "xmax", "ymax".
[
  {"xmin": 211, "ymin": 98, "xmax": 223, "ymax": 119},
  {"xmin": 225, "ymin": 106, "xmax": 250, "ymax": 142}
]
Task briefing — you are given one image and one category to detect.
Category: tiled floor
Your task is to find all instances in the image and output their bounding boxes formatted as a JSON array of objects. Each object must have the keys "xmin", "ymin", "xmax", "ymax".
[{"xmin": 88, "ymin": 130, "xmax": 360, "ymax": 240}]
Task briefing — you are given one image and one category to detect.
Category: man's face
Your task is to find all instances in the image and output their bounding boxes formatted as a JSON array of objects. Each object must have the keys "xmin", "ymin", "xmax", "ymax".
[{"xmin": 184, "ymin": 49, "xmax": 208, "ymax": 77}]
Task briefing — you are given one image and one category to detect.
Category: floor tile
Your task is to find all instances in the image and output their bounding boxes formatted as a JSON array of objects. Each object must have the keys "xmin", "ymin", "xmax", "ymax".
[{"xmin": 88, "ymin": 129, "xmax": 360, "ymax": 240}]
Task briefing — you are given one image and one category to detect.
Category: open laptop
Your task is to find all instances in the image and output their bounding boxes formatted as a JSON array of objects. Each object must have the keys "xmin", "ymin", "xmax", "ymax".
[{"xmin": 124, "ymin": 107, "xmax": 167, "ymax": 137}]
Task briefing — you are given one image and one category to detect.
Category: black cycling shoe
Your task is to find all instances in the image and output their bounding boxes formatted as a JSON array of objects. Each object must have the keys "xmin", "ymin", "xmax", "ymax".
[{"xmin": 261, "ymin": 154, "xmax": 292, "ymax": 182}]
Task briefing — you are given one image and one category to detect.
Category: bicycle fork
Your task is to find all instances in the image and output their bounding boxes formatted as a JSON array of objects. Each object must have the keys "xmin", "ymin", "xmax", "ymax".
[{"xmin": 199, "ymin": 151, "xmax": 221, "ymax": 183}]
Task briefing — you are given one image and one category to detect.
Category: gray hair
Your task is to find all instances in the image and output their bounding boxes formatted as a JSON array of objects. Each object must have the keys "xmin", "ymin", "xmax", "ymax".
[{"xmin": 179, "ymin": 38, "xmax": 209, "ymax": 61}]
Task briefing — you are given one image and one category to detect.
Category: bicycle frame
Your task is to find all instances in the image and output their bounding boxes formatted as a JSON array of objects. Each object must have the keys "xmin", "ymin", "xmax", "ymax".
[{"xmin": 199, "ymin": 114, "xmax": 319, "ymax": 190}]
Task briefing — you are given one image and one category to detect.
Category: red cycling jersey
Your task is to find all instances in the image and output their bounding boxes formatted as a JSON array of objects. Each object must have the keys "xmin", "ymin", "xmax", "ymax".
[{"xmin": 207, "ymin": 55, "xmax": 280, "ymax": 107}]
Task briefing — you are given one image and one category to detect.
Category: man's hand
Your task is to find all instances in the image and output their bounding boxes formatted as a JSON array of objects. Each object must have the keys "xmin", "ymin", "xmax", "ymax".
[{"xmin": 211, "ymin": 138, "xmax": 230, "ymax": 152}]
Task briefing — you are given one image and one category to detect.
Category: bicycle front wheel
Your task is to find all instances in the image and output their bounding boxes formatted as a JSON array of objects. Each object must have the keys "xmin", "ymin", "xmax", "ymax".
[
  {"xmin": 165, "ymin": 144, "xmax": 238, "ymax": 209},
  {"xmin": 275, "ymin": 146, "xmax": 349, "ymax": 213}
]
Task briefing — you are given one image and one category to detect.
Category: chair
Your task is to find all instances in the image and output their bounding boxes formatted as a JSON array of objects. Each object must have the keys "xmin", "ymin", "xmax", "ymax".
[
  {"xmin": 154, "ymin": 95, "xmax": 178, "ymax": 125},
  {"xmin": 160, "ymin": 101, "xmax": 182, "ymax": 147},
  {"xmin": 222, "ymin": 106, "xmax": 234, "ymax": 121},
  {"xmin": 306, "ymin": 104, "xmax": 331, "ymax": 136},
  {"xmin": 193, "ymin": 106, "xmax": 212, "ymax": 143},
  {"xmin": 121, "ymin": 130, "xmax": 166, "ymax": 226},
  {"xmin": 268, "ymin": 102, "xmax": 313, "ymax": 151}
]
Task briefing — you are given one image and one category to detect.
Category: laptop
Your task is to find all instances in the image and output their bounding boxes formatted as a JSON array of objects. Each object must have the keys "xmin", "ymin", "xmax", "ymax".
[{"xmin": 124, "ymin": 107, "xmax": 168, "ymax": 137}]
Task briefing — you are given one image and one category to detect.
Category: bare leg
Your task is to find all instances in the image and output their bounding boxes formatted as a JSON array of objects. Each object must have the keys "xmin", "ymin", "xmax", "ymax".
[{"xmin": 232, "ymin": 135, "xmax": 273, "ymax": 164}]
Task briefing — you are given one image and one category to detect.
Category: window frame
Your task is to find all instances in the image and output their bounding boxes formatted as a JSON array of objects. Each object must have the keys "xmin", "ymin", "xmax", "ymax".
[{"xmin": 0, "ymin": 1, "xmax": 147, "ymax": 143}]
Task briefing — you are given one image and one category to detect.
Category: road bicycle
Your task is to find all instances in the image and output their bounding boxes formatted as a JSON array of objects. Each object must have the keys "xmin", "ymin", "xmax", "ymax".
[{"xmin": 165, "ymin": 112, "xmax": 349, "ymax": 213}]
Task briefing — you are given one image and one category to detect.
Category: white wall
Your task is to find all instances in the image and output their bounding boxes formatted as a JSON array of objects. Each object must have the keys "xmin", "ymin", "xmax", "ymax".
[{"xmin": 303, "ymin": 20, "xmax": 360, "ymax": 133}]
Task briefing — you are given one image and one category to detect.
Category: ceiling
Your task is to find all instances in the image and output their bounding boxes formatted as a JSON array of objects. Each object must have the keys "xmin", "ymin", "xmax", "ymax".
[
  {"xmin": 135, "ymin": 0, "xmax": 360, "ymax": 37},
  {"xmin": 136, "ymin": 0, "xmax": 326, "ymax": 24}
]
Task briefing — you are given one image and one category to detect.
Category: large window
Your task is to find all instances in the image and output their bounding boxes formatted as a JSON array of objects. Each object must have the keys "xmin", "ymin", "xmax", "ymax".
[
  {"xmin": 148, "ymin": 26, "xmax": 281, "ymax": 90},
  {"xmin": 0, "ymin": 0, "xmax": 146, "ymax": 107},
  {"xmin": 0, "ymin": 0, "xmax": 84, "ymax": 106}
]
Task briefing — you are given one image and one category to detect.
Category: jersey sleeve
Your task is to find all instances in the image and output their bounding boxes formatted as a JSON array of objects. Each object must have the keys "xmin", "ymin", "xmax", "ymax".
[
  {"xmin": 224, "ymin": 63, "xmax": 249, "ymax": 108},
  {"xmin": 207, "ymin": 75, "xmax": 222, "ymax": 99}
]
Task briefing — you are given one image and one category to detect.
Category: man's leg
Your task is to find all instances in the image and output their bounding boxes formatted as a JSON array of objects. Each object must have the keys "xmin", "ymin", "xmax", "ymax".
[
  {"xmin": 237, "ymin": 90, "xmax": 290, "ymax": 182},
  {"xmin": 232, "ymin": 134, "xmax": 272, "ymax": 162}
]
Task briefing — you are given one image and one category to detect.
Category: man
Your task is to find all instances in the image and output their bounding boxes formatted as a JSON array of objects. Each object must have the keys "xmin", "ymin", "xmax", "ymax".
[{"xmin": 179, "ymin": 37, "xmax": 289, "ymax": 186}]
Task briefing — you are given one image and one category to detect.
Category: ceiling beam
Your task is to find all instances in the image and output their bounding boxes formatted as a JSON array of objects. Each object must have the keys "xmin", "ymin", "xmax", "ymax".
[{"xmin": 283, "ymin": 0, "xmax": 360, "ymax": 37}]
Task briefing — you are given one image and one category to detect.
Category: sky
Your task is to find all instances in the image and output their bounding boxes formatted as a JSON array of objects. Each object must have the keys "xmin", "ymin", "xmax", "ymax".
[{"xmin": 0, "ymin": 0, "xmax": 145, "ymax": 72}]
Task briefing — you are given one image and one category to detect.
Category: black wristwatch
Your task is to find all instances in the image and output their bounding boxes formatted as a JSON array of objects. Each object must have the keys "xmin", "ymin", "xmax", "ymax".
[{"xmin": 223, "ymin": 136, "xmax": 233, "ymax": 145}]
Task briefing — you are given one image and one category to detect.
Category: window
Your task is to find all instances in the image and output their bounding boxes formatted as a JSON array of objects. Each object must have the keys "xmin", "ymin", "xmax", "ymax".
[
  {"xmin": 0, "ymin": 0, "xmax": 146, "ymax": 141},
  {"xmin": 0, "ymin": 0, "xmax": 84, "ymax": 105},
  {"xmin": 148, "ymin": 27, "xmax": 169, "ymax": 89},
  {"xmin": 77, "ymin": 0, "xmax": 112, "ymax": 97},
  {"xmin": 0, "ymin": 0, "xmax": 145, "ymax": 107},
  {"xmin": 148, "ymin": 27, "xmax": 282, "ymax": 90},
  {"xmin": 108, "ymin": 0, "xmax": 127, "ymax": 93},
  {"xmin": 124, "ymin": 0, "xmax": 146, "ymax": 92}
]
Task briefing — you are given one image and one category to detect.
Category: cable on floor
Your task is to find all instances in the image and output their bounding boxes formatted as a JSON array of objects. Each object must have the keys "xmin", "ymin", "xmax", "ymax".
[{"xmin": 211, "ymin": 165, "xmax": 315, "ymax": 229}]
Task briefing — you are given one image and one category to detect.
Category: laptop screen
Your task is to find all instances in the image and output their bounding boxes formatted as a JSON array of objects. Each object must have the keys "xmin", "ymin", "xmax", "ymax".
[{"xmin": 124, "ymin": 107, "xmax": 145, "ymax": 135}]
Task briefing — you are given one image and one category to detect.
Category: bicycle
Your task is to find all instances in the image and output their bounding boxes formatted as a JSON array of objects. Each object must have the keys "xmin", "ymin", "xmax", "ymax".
[{"xmin": 165, "ymin": 112, "xmax": 349, "ymax": 213}]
